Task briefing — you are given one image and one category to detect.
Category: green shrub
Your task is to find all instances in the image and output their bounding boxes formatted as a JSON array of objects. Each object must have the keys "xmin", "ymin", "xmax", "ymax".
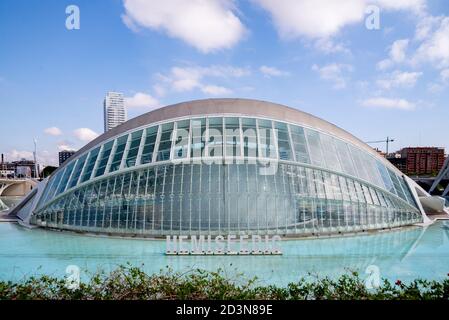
[{"xmin": 0, "ymin": 265, "xmax": 448, "ymax": 300}]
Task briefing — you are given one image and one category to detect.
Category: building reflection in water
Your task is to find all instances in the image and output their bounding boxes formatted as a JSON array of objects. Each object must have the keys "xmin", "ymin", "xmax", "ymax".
[{"xmin": 1, "ymin": 222, "xmax": 448, "ymax": 285}]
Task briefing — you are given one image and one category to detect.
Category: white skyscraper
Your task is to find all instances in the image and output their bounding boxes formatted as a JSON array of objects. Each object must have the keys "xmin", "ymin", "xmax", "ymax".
[{"xmin": 104, "ymin": 92, "xmax": 127, "ymax": 132}]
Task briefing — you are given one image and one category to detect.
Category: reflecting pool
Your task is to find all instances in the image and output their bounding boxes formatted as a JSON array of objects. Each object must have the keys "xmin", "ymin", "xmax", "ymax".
[{"xmin": 1, "ymin": 220, "xmax": 449, "ymax": 286}]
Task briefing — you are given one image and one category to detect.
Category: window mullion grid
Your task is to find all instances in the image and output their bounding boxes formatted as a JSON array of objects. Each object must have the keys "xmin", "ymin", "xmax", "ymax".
[
  {"xmin": 160, "ymin": 166, "xmax": 167, "ymax": 233},
  {"xmin": 125, "ymin": 171, "xmax": 134, "ymax": 231},
  {"xmin": 152, "ymin": 167, "xmax": 159, "ymax": 232},
  {"xmin": 52, "ymin": 167, "xmax": 67, "ymax": 200},
  {"xmin": 271, "ymin": 120, "xmax": 279, "ymax": 160},
  {"xmin": 75, "ymin": 153, "xmax": 90, "ymax": 187},
  {"xmin": 302, "ymin": 129, "xmax": 314, "ymax": 165},
  {"xmin": 96, "ymin": 178, "xmax": 108, "ymax": 229},
  {"xmin": 204, "ymin": 118, "xmax": 209, "ymax": 158},
  {"xmin": 169, "ymin": 122, "xmax": 178, "ymax": 161},
  {"xmin": 222, "ymin": 117, "xmax": 227, "ymax": 160},
  {"xmin": 104, "ymin": 139, "xmax": 118, "ymax": 175},
  {"xmin": 170, "ymin": 165, "xmax": 175, "ymax": 232},
  {"xmin": 115, "ymin": 174, "xmax": 125, "ymax": 231},
  {"xmin": 287, "ymin": 124, "xmax": 297, "ymax": 162},
  {"xmin": 119, "ymin": 134, "xmax": 132, "ymax": 170},
  {"xmin": 152, "ymin": 125, "xmax": 162, "ymax": 163},
  {"xmin": 239, "ymin": 118, "xmax": 244, "ymax": 161},
  {"xmin": 90, "ymin": 144, "xmax": 104, "ymax": 180},
  {"xmin": 135, "ymin": 128, "xmax": 147, "ymax": 166},
  {"xmin": 186, "ymin": 119, "xmax": 192, "ymax": 161},
  {"xmin": 142, "ymin": 166, "xmax": 151, "ymax": 232},
  {"xmin": 255, "ymin": 119, "xmax": 263, "ymax": 161},
  {"xmin": 179, "ymin": 164, "xmax": 185, "ymax": 232}
]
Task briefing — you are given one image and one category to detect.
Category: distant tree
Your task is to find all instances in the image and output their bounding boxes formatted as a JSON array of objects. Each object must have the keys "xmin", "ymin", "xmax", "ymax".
[{"xmin": 42, "ymin": 166, "xmax": 58, "ymax": 178}]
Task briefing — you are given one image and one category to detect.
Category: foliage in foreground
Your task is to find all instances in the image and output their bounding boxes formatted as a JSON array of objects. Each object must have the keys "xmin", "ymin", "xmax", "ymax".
[{"xmin": 0, "ymin": 265, "xmax": 448, "ymax": 300}]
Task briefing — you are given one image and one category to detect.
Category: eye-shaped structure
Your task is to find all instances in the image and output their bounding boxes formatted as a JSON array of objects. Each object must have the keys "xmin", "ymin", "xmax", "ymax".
[{"xmin": 13, "ymin": 99, "xmax": 435, "ymax": 237}]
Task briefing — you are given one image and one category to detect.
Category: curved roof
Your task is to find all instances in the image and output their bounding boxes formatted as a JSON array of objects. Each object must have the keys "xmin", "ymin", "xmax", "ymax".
[{"xmin": 60, "ymin": 98, "xmax": 396, "ymax": 174}]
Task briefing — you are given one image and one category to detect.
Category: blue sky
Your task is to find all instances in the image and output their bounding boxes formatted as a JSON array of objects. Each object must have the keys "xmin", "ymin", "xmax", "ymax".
[{"xmin": 0, "ymin": 0, "xmax": 448, "ymax": 166}]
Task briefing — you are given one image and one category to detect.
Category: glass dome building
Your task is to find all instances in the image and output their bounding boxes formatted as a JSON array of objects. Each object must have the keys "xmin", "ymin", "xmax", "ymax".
[{"xmin": 14, "ymin": 99, "xmax": 434, "ymax": 237}]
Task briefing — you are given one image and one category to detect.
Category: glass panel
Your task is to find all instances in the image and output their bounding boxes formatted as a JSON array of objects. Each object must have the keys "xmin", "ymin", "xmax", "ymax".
[
  {"xmin": 241, "ymin": 118, "xmax": 258, "ymax": 158},
  {"xmin": 349, "ymin": 146, "xmax": 371, "ymax": 182},
  {"xmin": 208, "ymin": 117, "xmax": 223, "ymax": 158},
  {"xmin": 190, "ymin": 118, "xmax": 206, "ymax": 158},
  {"xmin": 361, "ymin": 152, "xmax": 383, "ymax": 188},
  {"xmin": 225, "ymin": 117, "xmax": 241, "ymax": 158},
  {"xmin": 376, "ymin": 161, "xmax": 395, "ymax": 194},
  {"xmin": 109, "ymin": 135, "xmax": 128, "ymax": 172},
  {"xmin": 36, "ymin": 159, "xmax": 422, "ymax": 235},
  {"xmin": 174, "ymin": 120, "xmax": 190, "ymax": 159},
  {"xmin": 334, "ymin": 139, "xmax": 356, "ymax": 176},
  {"xmin": 41, "ymin": 169, "xmax": 64, "ymax": 207},
  {"xmin": 156, "ymin": 122, "xmax": 174, "ymax": 162},
  {"xmin": 289, "ymin": 125, "xmax": 310, "ymax": 164},
  {"xmin": 398, "ymin": 176, "xmax": 417, "ymax": 207},
  {"xmin": 55, "ymin": 161, "xmax": 76, "ymax": 196},
  {"xmin": 80, "ymin": 147, "xmax": 100, "ymax": 183},
  {"xmin": 94, "ymin": 140, "xmax": 114, "ymax": 178},
  {"xmin": 124, "ymin": 130, "xmax": 143, "ymax": 168},
  {"xmin": 258, "ymin": 119, "xmax": 276, "ymax": 158},
  {"xmin": 275, "ymin": 122, "xmax": 293, "ymax": 161},
  {"xmin": 305, "ymin": 129, "xmax": 325, "ymax": 167},
  {"xmin": 67, "ymin": 154, "xmax": 87, "ymax": 189},
  {"xmin": 387, "ymin": 168, "xmax": 407, "ymax": 201},
  {"xmin": 320, "ymin": 133, "xmax": 342, "ymax": 172},
  {"xmin": 141, "ymin": 126, "xmax": 158, "ymax": 164}
]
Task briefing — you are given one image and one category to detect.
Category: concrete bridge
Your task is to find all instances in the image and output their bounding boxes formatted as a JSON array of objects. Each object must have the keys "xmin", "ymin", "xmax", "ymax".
[{"xmin": 0, "ymin": 178, "xmax": 37, "ymax": 197}]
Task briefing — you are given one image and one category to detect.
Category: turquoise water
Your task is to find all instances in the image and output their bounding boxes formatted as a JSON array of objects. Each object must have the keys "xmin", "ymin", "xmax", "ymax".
[{"xmin": 0, "ymin": 220, "xmax": 449, "ymax": 286}]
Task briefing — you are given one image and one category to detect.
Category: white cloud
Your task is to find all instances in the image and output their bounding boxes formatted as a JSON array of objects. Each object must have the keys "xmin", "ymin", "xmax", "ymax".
[
  {"xmin": 313, "ymin": 38, "xmax": 350, "ymax": 54},
  {"xmin": 73, "ymin": 128, "xmax": 99, "ymax": 142},
  {"xmin": 413, "ymin": 16, "xmax": 449, "ymax": 68},
  {"xmin": 376, "ymin": 70, "xmax": 422, "ymax": 89},
  {"xmin": 153, "ymin": 84, "xmax": 166, "ymax": 97},
  {"xmin": 201, "ymin": 85, "xmax": 232, "ymax": 95},
  {"xmin": 414, "ymin": 14, "xmax": 440, "ymax": 41},
  {"xmin": 377, "ymin": 39, "xmax": 409, "ymax": 70},
  {"xmin": 259, "ymin": 65, "xmax": 289, "ymax": 77},
  {"xmin": 122, "ymin": 0, "xmax": 246, "ymax": 53},
  {"xmin": 390, "ymin": 39, "xmax": 410, "ymax": 63},
  {"xmin": 255, "ymin": 0, "xmax": 366, "ymax": 39},
  {"xmin": 379, "ymin": 15, "xmax": 449, "ymax": 71},
  {"xmin": 376, "ymin": 59, "xmax": 393, "ymax": 71},
  {"xmin": 425, "ymin": 68, "xmax": 449, "ymax": 93},
  {"xmin": 254, "ymin": 0, "xmax": 423, "ymax": 55},
  {"xmin": 121, "ymin": 13, "xmax": 140, "ymax": 33},
  {"xmin": 427, "ymin": 82, "xmax": 444, "ymax": 93},
  {"xmin": 312, "ymin": 63, "xmax": 353, "ymax": 89},
  {"xmin": 6, "ymin": 149, "xmax": 58, "ymax": 167},
  {"xmin": 6, "ymin": 149, "xmax": 34, "ymax": 161},
  {"xmin": 441, "ymin": 68, "xmax": 449, "ymax": 82},
  {"xmin": 360, "ymin": 97, "xmax": 415, "ymax": 110},
  {"xmin": 57, "ymin": 140, "xmax": 76, "ymax": 152},
  {"xmin": 38, "ymin": 150, "xmax": 58, "ymax": 167},
  {"xmin": 125, "ymin": 92, "xmax": 160, "ymax": 110},
  {"xmin": 155, "ymin": 65, "xmax": 249, "ymax": 95},
  {"xmin": 375, "ymin": 0, "xmax": 425, "ymax": 13},
  {"xmin": 44, "ymin": 126, "xmax": 63, "ymax": 136}
]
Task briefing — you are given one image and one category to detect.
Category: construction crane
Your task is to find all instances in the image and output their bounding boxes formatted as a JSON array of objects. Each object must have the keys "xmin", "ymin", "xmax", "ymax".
[{"xmin": 365, "ymin": 137, "xmax": 395, "ymax": 156}]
